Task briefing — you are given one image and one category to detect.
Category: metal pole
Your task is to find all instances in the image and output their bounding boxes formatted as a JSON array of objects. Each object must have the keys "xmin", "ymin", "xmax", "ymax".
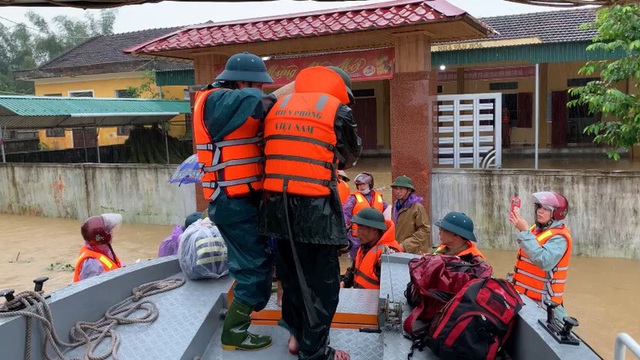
[
  {"xmin": 614, "ymin": 333, "xmax": 640, "ymax": 360},
  {"xmin": 535, "ymin": 63, "xmax": 540, "ymax": 170},
  {"xmin": 162, "ymin": 120, "xmax": 170, "ymax": 164},
  {"xmin": 82, "ymin": 127, "xmax": 88, "ymax": 162},
  {"xmin": 1, "ymin": 126, "xmax": 6, "ymax": 163},
  {"xmin": 95, "ymin": 123, "xmax": 101, "ymax": 164}
]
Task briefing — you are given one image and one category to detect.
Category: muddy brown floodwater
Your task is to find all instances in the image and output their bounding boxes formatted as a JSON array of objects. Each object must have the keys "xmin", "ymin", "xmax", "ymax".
[{"xmin": 1, "ymin": 213, "xmax": 639, "ymax": 359}]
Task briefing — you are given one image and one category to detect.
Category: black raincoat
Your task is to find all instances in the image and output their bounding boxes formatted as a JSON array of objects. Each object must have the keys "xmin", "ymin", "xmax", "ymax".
[{"xmin": 259, "ymin": 104, "xmax": 362, "ymax": 246}]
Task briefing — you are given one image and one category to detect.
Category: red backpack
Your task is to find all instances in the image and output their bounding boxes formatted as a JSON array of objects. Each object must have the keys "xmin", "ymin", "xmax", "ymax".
[
  {"xmin": 403, "ymin": 255, "xmax": 493, "ymax": 337},
  {"xmin": 421, "ymin": 278, "xmax": 524, "ymax": 360}
]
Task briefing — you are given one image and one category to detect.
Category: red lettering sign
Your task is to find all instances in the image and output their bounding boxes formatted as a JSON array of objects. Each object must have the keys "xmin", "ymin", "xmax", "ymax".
[{"xmin": 212, "ymin": 48, "xmax": 395, "ymax": 87}]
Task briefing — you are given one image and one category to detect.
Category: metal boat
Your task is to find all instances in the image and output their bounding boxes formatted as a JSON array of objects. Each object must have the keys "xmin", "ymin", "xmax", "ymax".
[{"xmin": 0, "ymin": 253, "xmax": 613, "ymax": 359}]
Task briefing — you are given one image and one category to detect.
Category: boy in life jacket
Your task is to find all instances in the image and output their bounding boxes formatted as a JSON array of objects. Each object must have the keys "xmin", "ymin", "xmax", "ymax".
[
  {"xmin": 432, "ymin": 211, "xmax": 486, "ymax": 263},
  {"xmin": 73, "ymin": 213, "xmax": 123, "ymax": 282},
  {"xmin": 340, "ymin": 208, "xmax": 401, "ymax": 289},
  {"xmin": 342, "ymin": 172, "xmax": 389, "ymax": 261},
  {"xmin": 509, "ymin": 191, "xmax": 572, "ymax": 318}
]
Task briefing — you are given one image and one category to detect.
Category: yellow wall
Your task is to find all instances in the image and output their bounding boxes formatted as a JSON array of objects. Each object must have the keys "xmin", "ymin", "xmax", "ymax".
[{"xmin": 35, "ymin": 76, "xmax": 188, "ymax": 150}]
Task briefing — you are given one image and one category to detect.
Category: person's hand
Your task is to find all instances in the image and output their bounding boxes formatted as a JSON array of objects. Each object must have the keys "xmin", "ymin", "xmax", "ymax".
[
  {"xmin": 509, "ymin": 208, "xmax": 529, "ymax": 232},
  {"xmin": 339, "ymin": 281, "xmax": 345, "ymax": 288}
]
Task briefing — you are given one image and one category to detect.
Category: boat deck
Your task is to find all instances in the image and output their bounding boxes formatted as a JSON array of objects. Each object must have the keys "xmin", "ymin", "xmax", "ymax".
[{"xmin": 1, "ymin": 254, "xmax": 601, "ymax": 360}]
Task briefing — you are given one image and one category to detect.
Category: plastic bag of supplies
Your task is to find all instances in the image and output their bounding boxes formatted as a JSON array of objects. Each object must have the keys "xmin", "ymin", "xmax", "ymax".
[{"xmin": 178, "ymin": 218, "xmax": 229, "ymax": 280}]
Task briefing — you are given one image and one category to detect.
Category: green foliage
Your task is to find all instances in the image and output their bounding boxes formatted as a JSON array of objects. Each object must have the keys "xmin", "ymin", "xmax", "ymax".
[
  {"xmin": 569, "ymin": 4, "xmax": 640, "ymax": 160},
  {"xmin": 0, "ymin": 10, "xmax": 117, "ymax": 95},
  {"xmin": 126, "ymin": 70, "xmax": 162, "ymax": 99}
]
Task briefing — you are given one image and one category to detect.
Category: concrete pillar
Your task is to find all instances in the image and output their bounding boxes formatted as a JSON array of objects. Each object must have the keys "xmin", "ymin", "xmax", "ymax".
[
  {"xmin": 193, "ymin": 54, "xmax": 228, "ymax": 212},
  {"xmin": 390, "ymin": 32, "xmax": 436, "ymax": 219}
]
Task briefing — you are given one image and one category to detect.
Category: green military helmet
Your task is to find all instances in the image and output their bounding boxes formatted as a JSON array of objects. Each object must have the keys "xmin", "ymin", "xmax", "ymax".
[
  {"xmin": 216, "ymin": 52, "xmax": 274, "ymax": 84},
  {"xmin": 390, "ymin": 175, "xmax": 415, "ymax": 191},
  {"xmin": 434, "ymin": 211, "xmax": 477, "ymax": 242},
  {"xmin": 326, "ymin": 65, "xmax": 355, "ymax": 105},
  {"xmin": 351, "ymin": 208, "xmax": 388, "ymax": 231},
  {"xmin": 184, "ymin": 211, "xmax": 203, "ymax": 229}
]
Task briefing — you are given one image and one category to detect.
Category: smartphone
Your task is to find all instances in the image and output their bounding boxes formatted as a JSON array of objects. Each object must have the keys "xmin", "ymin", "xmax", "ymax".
[{"xmin": 510, "ymin": 196, "xmax": 521, "ymax": 213}]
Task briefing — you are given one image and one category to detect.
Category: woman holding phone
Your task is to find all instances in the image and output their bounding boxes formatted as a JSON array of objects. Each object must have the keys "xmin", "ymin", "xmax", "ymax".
[{"xmin": 508, "ymin": 191, "xmax": 573, "ymax": 318}]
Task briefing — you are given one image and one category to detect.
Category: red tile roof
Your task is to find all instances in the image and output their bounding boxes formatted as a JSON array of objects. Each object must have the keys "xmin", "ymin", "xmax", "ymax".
[{"xmin": 126, "ymin": 0, "xmax": 482, "ymax": 55}]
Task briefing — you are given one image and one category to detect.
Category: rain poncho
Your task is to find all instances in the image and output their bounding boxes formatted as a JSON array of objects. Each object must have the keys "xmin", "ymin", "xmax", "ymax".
[
  {"xmin": 178, "ymin": 218, "xmax": 229, "ymax": 280},
  {"xmin": 158, "ymin": 225, "xmax": 184, "ymax": 257}
]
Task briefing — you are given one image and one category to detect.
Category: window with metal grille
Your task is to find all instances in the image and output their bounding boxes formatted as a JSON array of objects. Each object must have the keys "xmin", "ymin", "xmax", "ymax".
[
  {"xmin": 68, "ymin": 90, "xmax": 94, "ymax": 97},
  {"xmin": 46, "ymin": 128, "xmax": 65, "ymax": 137},
  {"xmin": 115, "ymin": 89, "xmax": 136, "ymax": 98}
]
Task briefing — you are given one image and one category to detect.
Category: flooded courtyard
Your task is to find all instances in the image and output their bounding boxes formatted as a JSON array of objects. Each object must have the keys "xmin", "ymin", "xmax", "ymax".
[{"xmin": 0, "ymin": 212, "xmax": 639, "ymax": 359}]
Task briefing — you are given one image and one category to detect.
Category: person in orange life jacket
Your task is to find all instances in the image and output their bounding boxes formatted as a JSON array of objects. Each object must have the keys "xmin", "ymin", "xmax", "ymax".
[
  {"xmin": 260, "ymin": 66, "xmax": 362, "ymax": 360},
  {"xmin": 73, "ymin": 214, "xmax": 123, "ymax": 282},
  {"xmin": 342, "ymin": 172, "xmax": 389, "ymax": 261},
  {"xmin": 340, "ymin": 208, "xmax": 401, "ymax": 290},
  {"xmin": 337, "ymin": 170, "xmax": 351, "ymax": 204},
  {"xmin": 509, "ymin": 191, "xmax": 572, "ymax": 319},
  {"xmin": 432, "ymin": 211, "xmax": 486, "ymax": 263},
  {"xmin": 390, "ymin": 175, "xmax": 431, "ymax": 254},
  {"xmin": 194, "ymin": 52, "xmax": 276, "ymax": 351}
]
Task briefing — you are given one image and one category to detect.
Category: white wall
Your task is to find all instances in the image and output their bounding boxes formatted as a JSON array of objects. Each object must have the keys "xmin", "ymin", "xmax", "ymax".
[{"xmin": 0, "ymin": 163, "xmax": 196, "ymax": 226}]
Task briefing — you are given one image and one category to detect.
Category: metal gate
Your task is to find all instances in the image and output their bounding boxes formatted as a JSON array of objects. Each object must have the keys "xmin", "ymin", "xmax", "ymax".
[{"xmin": 436, "ymin": 93, "xmax": 502, "ymax": 169}]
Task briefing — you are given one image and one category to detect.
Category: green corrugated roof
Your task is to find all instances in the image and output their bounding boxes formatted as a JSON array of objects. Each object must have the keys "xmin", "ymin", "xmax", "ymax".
[
  {"xmin": 0, "ymin": 96, "xmax": 191, "ymax": 129},
  {"xmin": 431, "ymin": 41, "xmax": 623, "ymax": 66},
  {"xmin": 156, "ymin": 69, "xmax": 196, "ymax": 87}
]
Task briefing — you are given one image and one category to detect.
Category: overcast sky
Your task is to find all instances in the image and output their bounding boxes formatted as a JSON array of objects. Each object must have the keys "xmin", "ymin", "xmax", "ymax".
[{"xmin": 0, "ymin": 0, "xmax": 583, "ymax": 35}]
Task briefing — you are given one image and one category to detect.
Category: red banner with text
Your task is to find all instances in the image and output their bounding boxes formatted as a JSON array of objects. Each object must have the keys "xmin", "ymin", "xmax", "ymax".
[
  {"xmin": 438, "ymin": 66, "xmax": 536, "ymax": 83},
  {"xmin": 213, "ymin": 48, "xmax": 395, "ymax": 87}
]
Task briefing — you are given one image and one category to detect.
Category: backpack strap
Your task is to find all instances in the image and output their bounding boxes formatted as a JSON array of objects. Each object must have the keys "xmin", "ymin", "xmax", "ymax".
[{"xmin": 402, "ymin": 299, "xmax": 429, "ymax": 338}]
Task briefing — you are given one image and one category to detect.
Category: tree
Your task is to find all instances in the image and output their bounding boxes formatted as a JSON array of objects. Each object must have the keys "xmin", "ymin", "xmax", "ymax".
[
  {"xmin": 126, "ymin": 70, "xmax": 163, "ymax": 99},
  {"xmin": 0, "ymin": 10, "xmax": 117, "ymax": 95},
  {"xmin": 570, "ymin": 4, "xmax": 640, "ymax": 160}
]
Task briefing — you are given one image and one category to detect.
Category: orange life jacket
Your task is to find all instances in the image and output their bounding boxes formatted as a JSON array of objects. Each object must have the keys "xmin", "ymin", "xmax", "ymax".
[
  {"xmin": 262, "ymin": 95, "xmax": 341, "ymax": 196},
  {"xmin": 193, "ymin": 88, "xmax": 263, "ymax": 202},
  {"xmin": 338, "ymin": 179, "xmax": 350, "ymax": 204},
  {"xmin": 433, "ymin": 241, "xmax": 486, "ymax": 261},
  {"xmin": 350, "ymin": 191, "xmax": 384, "ymax": 237},
  {"xmin": 512, "ymin": 225, "xmax": 572, "ymax": 304},
  {"xmin": 353, "ymin": 220, "xmax": 401, "ymax": 289},
  {"xmin": 73, "ymin": 245, "xmax": 122, "ymax": 282}
]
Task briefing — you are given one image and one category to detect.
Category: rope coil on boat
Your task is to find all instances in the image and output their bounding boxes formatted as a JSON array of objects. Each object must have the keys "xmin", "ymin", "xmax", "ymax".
[{"xmin": 0, "ymin": 277, "xmax": 185, "ymax": 360}]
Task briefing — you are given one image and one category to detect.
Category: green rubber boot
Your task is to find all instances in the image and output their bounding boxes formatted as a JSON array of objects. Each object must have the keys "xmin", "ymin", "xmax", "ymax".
[{"xmin": 221, "ymin": 299, "xmax": 272, "ymax": 351}]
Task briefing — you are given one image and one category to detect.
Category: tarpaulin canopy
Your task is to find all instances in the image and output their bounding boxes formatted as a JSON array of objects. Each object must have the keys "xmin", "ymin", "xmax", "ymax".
[{"xmin": 0, "ymin": 95, "xmax": 190, "ymax": 130}]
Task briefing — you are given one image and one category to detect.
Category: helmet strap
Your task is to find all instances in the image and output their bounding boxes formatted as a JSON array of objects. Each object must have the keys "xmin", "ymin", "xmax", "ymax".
[
  {"xmin": 107, "ymin": 243, "xmax": 120, "ymax": 264},
  {"xmin": 535, "ymin": 219, "xmax": 554, "ymax": 229}
]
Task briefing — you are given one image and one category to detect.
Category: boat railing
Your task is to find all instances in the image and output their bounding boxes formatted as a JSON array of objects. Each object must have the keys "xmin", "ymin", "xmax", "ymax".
[{"xmin": 614, "ymin": 333, "xmax": 640, "ymax": 360}]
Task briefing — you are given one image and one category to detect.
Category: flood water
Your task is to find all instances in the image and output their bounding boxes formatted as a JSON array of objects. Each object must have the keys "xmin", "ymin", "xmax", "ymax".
[{"xmin": 1, "ymin": 213, "xmax": 638, "ymax": 359}]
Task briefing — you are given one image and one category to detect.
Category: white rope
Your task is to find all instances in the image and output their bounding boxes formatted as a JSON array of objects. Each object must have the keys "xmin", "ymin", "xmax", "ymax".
[{"xmin": 0, "ymin": 278, "xmax": 185, "ymax": 360}]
